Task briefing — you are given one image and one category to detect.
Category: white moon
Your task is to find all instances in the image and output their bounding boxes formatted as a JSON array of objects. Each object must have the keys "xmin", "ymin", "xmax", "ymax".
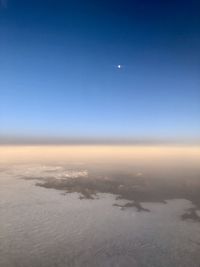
[{"xmin": 117, "ymin": 65, "xmax": 122, "ymax": 69}]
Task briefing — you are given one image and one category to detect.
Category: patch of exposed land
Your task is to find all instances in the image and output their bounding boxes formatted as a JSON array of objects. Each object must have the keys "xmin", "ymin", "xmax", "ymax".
[
  {"xmin": 181, "ymin": 208, "xmax": 200, "ymax": 222},
  {"xmin": 23, "ymin": 168, "xmax": 200, "ymax": 222}
]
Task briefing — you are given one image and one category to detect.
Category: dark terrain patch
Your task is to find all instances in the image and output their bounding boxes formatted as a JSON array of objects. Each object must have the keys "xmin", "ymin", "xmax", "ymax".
[
  {"xmin": 181, "ymin": 208, "xmax": 200, "ymax": 222},
  {"xmin": 23, "ymin": 170, "xmax": 200, "ymax": 221}
]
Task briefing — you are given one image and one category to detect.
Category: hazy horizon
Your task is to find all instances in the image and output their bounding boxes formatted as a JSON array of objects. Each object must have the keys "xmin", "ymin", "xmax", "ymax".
[{"xmin": 0, "ymin": 135, "xmax": 200, "ymax": 146}]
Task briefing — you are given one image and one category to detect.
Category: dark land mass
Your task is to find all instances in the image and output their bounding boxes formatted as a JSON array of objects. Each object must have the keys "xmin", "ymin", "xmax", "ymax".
[
  {"xmin": 113, "ymin": 202, "xmax": 150, "ymax": 212},
  {"xmin": 23, "ymin": 170, "xmax": 200, "ymax": 222},
  {"xmin": 181, "ymin": 208, "xmax": 200, "ymax": 222}
]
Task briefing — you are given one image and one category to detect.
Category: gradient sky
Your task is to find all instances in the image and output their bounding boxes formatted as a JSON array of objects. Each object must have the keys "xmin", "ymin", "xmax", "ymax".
[{"xmin": 0, "ymin": 0, "xmax": 200, "ymax": 143}]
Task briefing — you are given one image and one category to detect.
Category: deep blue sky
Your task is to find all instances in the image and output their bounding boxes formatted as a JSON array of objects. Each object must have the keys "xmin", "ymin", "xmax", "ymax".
[{"xmin": 0, "ymin": 0, "xmax": 200, "ymax": 143}]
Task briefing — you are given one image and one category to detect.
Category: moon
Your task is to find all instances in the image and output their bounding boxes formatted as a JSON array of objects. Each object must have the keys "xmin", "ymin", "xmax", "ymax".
[{"xmin": 113, "ymin": 64, "xmax": 123, "ymax": 69}]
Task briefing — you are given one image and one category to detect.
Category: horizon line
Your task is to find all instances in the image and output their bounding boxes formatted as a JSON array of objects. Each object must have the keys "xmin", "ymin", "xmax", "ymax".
[{"xmin": 0, "ymin": 136, "xmax": 199, "ymax": 146}]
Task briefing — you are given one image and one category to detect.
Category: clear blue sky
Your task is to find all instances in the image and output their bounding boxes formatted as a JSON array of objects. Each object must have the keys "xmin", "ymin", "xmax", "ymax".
[{"xmin": 0, "ymin": 0, "xmax": 200, "ymax": 143}]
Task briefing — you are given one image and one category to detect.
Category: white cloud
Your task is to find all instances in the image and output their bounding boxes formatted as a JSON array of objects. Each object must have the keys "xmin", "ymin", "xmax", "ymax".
[
  {"xmin": 0, "ymin": 164, "xmax": 88, "ymax": 180},
  {"xmin": 135, "ymin": 172, "xmax": 143, "ymax": 177}
]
